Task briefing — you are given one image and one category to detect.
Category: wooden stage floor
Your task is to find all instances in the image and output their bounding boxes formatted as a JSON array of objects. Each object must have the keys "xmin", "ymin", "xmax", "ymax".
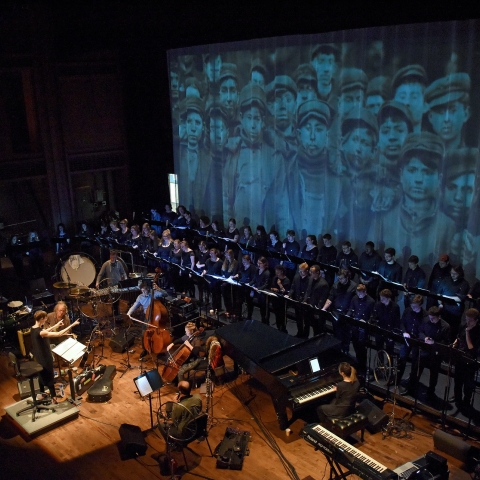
[{"xmin": 0, "ymin": 326, "xmax": 475, "ymax": 480}]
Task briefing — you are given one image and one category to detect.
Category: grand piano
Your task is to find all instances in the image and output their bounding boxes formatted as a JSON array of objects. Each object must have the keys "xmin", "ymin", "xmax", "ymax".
[{"xmin": 215, "ymin": 320, "xmax": 351, "ymax": 430}]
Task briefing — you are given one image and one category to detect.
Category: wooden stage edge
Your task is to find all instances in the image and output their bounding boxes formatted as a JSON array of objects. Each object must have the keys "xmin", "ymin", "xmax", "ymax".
[{"xmin": 0, "ymin": 333, "xmax": 476, "ymax": 480}]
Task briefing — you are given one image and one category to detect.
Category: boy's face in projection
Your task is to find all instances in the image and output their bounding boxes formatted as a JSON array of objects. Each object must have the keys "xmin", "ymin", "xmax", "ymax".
[{"xmin": 241, "ymin": 106, "xmax": 264, "ymax": 143}]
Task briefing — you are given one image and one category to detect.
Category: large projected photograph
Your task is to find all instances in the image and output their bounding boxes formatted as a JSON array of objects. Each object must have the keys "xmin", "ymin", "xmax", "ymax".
[{"xmin": 167, "ymin": 21, "xmax": 480, "ymax": 281}]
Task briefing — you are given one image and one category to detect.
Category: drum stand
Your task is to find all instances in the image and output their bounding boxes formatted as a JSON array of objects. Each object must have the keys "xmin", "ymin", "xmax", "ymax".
[{"xmin": 119, "ymin": 324, "xmax": 139, "ymax": 378}]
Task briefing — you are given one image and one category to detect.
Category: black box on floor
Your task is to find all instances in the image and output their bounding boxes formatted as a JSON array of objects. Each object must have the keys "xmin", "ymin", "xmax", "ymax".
[
  {"xmin": 215, "ymin": 427, "xmax": 250, "ymax": 470},
  {"xmin": 119, "ymin": 423, "xmax": 147, "ymax": 458},
  {"xmin": 110, "ymin": 331, "xmax": 136, "ymax": 353},
  {"xmin": 356, "ymin": 399, "xmax": 388, "ymax": 433},
  {"xmin": 17, "ymin": 378, "xmax": 41, "ymax": 399}
]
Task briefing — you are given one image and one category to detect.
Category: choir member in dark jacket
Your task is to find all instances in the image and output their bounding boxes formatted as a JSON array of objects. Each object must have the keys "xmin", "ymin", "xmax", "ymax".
[
  {"xmin": 247, "ymin": 256, "xmax": 271, "ymax": 324},
  {"xmin": 358, "ymin": 241, "xmax": 382, "ymax": 299},
  {"xmin": 306, "ymin": 265, "xmax": 330, "ymax": 335},
  {"xmin": 287, "ymin": 262, "xmax": 312, "ymax": 338},
  {"xmin": 437, "ymin": 264, "xmax": 470, "ymax": 338},
  {"xmin": 404, "ymin": 306, "xmax": 450, "ymax": 398},
  {"xmin": 318, "ymin": 233, "xmax": 337, "ymax": 287},
  {"xmin": 232, "ymin": 255, "xmax": 257, "ymax": 319},
  {"xmin": 347, "ymin": 284, "xmax": 375, "ymax": 375},
  {"xmin": 377, "ymin": 247, "xmax": 402, "ymax": 300},
  {"xmin": 397, "ymin": 295, "xmax": 425, "ymax": 385},
  {"xmin": 373, "ymin": 289, "xmax": 401, "ymax": 356},
  {"xmin": 270, "ymin": 265, "xmax": 291, "ymax": 333},
  {"xmin": 452, "ymin": 308, "xmax": 480, "ymax": 412},
  {"xmin": 322, "ymin": 268, "xmax": 358, "ymax": 353},
  {"xmin": 403, "ymin": 255, "xmax": 426, "ymax": 308}
]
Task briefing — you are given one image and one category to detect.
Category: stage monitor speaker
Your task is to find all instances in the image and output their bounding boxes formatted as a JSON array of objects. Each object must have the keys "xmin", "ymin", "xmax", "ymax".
[
  {"xmin": 119, "ymin": 423, "xmax": 147, "ymax": 458},
  {"xmin": 433, "ymin": 429, "xmax": 471, "ymax": 463},
  {"xmin": 425, "ymin": 450, "xmax": 448, "ymax": 477},
  {"xmin": 110, "ymin": 331, "xmax": 135, "ymax": 353},
  {"xmin": 357, "ymin": 399, "xmax": 388, "ymax": 433}
]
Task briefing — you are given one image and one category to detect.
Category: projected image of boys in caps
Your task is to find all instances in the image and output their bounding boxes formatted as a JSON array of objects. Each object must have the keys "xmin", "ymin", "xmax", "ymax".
[
  {"xmin": 178, "ymin": 96, "xmax": 212, "ymax": 213},
  {"xmin": 369, "ymin": 131, "xmax": 456, "ymax": 271},
  {"xmin": 310, "ymin": 43, "xmax": 341, "ymax": 105},
  {"xmin": 392, "ymin": 64, "xmax": 428, "ymax": 134},
  {"xmin": 287, "ymin": 98, "xmax": 347, "ymax": 237},
  {"xmin": 293, "ymin": 63, "xmax": 319, "ymax": 109},
  {"xmin": 250, "ymin": 58, "xmax": 268, "ymax": 90},
  {"xmin": 264, "ymin": 75, "xmax": 298, "ymax": 160},
  {"xmin": 217, "ymin": 63, "xmax": 239, "ymax": 134},
  {"xmin": 339, "ymin": 108, "xmax": 378, "ymax": 246},
  {"xmin": 425, "ymin": 73, "xmax": 471, "ymax": 154},
  {"xmin": 223, "ymin": 83, "xmax": 289, "ymax": 234},
  {"xmin": 442, "ymin": 148, "xmax": 479, "ymax": 269},
  {"xmin": 371, "ymin": 101, "xmax": 413, "ymax": 213},
  {"xmin": 365, "ymin": 75, "xmax": 390, "ymax": 116},
  {"xmin": 205, "ymin": 105, "xmax": 230, "ymax": 219}
]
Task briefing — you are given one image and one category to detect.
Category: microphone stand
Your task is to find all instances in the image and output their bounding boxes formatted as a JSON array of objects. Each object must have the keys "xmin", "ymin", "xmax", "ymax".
[{"xmin": 119, "ymin": 323, "xmax": 136, "ymax": 378}]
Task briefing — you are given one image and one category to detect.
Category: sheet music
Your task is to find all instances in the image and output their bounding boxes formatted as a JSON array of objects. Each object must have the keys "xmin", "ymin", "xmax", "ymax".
[{"xmin": 53, "ymin": 337, "xmax": 87, "ymax": 363}]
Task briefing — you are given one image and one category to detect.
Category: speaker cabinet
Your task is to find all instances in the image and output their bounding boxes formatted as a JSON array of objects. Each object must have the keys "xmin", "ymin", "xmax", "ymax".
[
  {"xmin": 433, "ymin": 429, "xmax": 471, "ymax": 463},
  {"xmin": 119, "ymin": 424, "xmax": 147, "ymax": 458},
  {"xmin": 357, "ymin": 399, "xmax": 388, "ymax": 433},
  {"xmin": 109, "ymin": 331, "xmax": 135, "ymax": 353}
]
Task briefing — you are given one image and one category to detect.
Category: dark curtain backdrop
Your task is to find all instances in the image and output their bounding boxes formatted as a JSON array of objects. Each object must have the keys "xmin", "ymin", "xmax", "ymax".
[{"xmin": 167, "ymin": 20, "xmax": 480, "ymax": 281}]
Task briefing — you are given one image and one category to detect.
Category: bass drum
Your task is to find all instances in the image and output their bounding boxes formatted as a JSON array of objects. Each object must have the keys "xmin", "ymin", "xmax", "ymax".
[{"xmin": 60, "ymin": 253, "xmax": 97, "ymax": 287}]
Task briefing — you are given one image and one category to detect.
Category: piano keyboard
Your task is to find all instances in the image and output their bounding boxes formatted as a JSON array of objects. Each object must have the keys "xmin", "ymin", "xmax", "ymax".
[
  {"xmin": 292, "ymin": 382, "xmax": 336, "ymax": 404},
  {"xmin": 302, "ymin": 423, "xmax": 397, "ymax": 480}
]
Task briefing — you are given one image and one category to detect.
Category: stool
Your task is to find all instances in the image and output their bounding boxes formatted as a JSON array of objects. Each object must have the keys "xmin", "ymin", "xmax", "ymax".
[
  {"xmin": 8, "ymin": 352, "xmax": 56, "ymax": 422},
  {"xmin": 325, "ymin": 412, "xmax": 369, "ymax": 442}
]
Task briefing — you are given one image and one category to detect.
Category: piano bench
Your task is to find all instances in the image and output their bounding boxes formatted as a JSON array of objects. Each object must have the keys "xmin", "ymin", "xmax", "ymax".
[{"xmin": 326, "ymin": 412, "xmax": 369, "ymax": 442}]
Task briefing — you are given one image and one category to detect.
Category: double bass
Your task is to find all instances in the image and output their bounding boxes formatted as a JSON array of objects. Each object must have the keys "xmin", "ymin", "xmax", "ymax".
[
  {"xmin": 143, "ymin": 268, "xmax": 172, "ymax": 355},
  {"xmin": 161, "ymin": 327, "xmax": 204, "ymax": 383}
]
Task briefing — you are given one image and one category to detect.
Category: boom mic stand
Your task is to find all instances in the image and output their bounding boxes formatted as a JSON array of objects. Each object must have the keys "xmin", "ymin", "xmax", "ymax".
[{"xmin": 120, "ymin": 323, "xmax": 137, "ymax": 378}]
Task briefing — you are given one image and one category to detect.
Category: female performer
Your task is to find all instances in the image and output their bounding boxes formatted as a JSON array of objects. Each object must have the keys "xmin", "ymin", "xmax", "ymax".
[
  {"xmin": 316, "ymin": 362, "xmax": 360, "ymax": 423},
  {"xmin": 221, "ymin": 249, "xmax": 239, "ymax": 317},
  {"xmin": 301, "ymin": 234, "xmax": 319, "ymax": 261},
  {"xmin": 31, "ymin": 310, "xmax": 79, "ymax": 402}
]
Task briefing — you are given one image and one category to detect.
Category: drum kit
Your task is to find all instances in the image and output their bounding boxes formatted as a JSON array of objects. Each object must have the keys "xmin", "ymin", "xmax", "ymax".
[
  {"xmin": 0, "ymin": 300, "xmax": 32, "ymax": 343},
  {"xmin": 54, "ymin": 252, "xmax": 139, "ymax": 335}
]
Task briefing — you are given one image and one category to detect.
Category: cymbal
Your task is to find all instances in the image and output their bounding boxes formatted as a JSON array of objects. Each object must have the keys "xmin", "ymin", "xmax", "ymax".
[
  {"xmin": 70, "ymin": 287, "xmax": 90, "ymax": 296},
  {"xmin": 53, "ymin": 282, "xmax": 77, "ymax": 289},
  {"xmin": 8, "ymin": 300, "xmax": 23, "ymax": 308},
  {"xmin": 129, "ymin": 273, "xmax": 142, "ymax": 279}
]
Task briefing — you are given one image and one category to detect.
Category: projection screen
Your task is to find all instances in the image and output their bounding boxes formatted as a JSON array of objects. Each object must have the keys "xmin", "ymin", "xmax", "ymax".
[{"xmin": 167, "ymin": 20, "xmax": 480, "ymax": 281}]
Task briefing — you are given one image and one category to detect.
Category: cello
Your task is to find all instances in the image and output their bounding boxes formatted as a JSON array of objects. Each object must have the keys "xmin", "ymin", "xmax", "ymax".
[
  {"xmin": 143, "ymin": 268, "xmax": 172, "ymax": 355},
  {"xmin": 161, "ymin": 326, "xmax": 204, "ymax": 383}
]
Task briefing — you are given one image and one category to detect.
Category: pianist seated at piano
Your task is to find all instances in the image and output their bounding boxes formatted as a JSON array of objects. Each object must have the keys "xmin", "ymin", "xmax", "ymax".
[{"xmin": 316, "ymin": 362, "xmax": 360, "ymax": 424}]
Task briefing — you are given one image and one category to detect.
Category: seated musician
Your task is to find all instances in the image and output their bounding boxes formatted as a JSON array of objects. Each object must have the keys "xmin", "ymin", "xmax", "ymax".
[
  {"xmin": 166, "ymin": 322, "xmax": 206, "ymax": 384},
  {"xmin": 45, "ymin": 301, "xmax": 71, "ymax": 346},
  {"xmin": 316, "ymin": 362, "xmax": 360, "ymax": 424},
  {"xmin": 127, "ymin": 282, "xmax": 167, "ymax": 361},
  {"xmin": 158, "ymin": 380, "xmax": 203, "ymax": 442}
]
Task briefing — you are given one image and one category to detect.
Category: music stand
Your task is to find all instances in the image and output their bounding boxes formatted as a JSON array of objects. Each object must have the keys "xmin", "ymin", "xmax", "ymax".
[{"xmin": 134, "ymin": 369, "xmax": 164, "ymax": 429}]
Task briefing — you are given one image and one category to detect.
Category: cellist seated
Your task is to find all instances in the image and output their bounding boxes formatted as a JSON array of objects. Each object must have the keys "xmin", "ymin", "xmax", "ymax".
[
  {"xmin": 127, "ymin": 281, "xmax": 167, "ymax": 361},
  {"xmin": 166, "ymin": 322, "xmax": 206, "ymax": 385}
]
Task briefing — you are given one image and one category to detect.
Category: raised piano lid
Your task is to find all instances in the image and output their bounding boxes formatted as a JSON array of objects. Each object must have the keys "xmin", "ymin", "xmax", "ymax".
[{"xmin": 215, "ymin": 320, "xmax": 345, "ymax": 374}]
